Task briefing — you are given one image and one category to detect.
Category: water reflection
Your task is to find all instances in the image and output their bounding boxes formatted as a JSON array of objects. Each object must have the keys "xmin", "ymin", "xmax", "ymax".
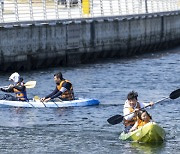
[{"xmin": 126, "ymin": 142, "xmax": 165, "ymax": 154}]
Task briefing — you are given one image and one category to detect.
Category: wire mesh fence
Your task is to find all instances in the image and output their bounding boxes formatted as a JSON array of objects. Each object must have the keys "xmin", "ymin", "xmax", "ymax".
[{"xmin": 0, "ymin": 0, "xmax": 180, "ymax": 23}]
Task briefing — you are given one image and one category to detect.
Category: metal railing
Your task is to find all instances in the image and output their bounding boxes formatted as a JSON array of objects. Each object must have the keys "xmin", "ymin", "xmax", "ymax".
[{"xmin": 0, "ymin": 0, "xmax": 180, "ymax": 23}]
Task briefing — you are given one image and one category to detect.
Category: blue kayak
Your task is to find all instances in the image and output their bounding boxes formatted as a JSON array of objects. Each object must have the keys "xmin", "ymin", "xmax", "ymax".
[{"xmin": 0, "ymin": 98, "xmax": 100, "ymax": 108}]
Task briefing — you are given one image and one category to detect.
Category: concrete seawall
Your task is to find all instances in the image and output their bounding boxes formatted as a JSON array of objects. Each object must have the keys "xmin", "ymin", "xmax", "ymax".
[{"xmin": 0, "ymin": 11, "xmax": 180, "ymax": 71}]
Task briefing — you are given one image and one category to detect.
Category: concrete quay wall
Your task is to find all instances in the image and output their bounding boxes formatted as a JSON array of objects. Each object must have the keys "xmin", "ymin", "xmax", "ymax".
[{"xmin": 0, "ymin": 11, "xmax": 180, "ymax": 71}]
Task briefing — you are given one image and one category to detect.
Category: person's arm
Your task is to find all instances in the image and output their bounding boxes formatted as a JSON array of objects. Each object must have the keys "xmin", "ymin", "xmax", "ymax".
[
  {"xmin": 45, "ymin": 87, "xmax": 59, "ymax": 99},
  {"xmin": 123, "ymin": 107, "xmax": 136, "ymax": 120},
  {"xmin": 0, "ymin": 86, "xmax": 14, "ymax": 93},
  {"xmin": 139, "ymin": 102, "xmax": 154, "ymax": 108},
  {"xmin": 41, "ymin": 87, "xmax": 62, "ymax": 102},
  {"xmin": 50, "ymin": 87, "xmax": 67, "ymax": 99},
  {"xmin": 129, "ymin": 120, "xmax": 138, "ymax": 132}
]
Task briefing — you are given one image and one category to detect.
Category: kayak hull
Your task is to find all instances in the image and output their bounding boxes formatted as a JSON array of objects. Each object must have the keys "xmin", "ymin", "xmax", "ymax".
[
  {"xmin": 0, "ymin": 98, "xmax": 100, "ymax": 108},
  {"xmin": 119, "ymin": 122, "xmax": 165, "ymax": 143}
]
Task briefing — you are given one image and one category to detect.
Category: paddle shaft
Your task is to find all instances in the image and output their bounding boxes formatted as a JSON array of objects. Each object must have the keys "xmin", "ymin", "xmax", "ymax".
[
  {"xmin": 0, "ymin": 81, "xmax": 36, "ymax": 89},
  {"xmin": 0, "ymin": 86, "xmax": 8, "ymax": 89}
]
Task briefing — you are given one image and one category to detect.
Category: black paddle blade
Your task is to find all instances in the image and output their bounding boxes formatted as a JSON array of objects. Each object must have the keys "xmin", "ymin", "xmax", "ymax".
[
  {"xmin": 170, "ymin": 88, "xmax": 180, "ymax": 99},
  {"xmin": 107, "ymin": 114, "xmax": 124, "ymax": 125}
]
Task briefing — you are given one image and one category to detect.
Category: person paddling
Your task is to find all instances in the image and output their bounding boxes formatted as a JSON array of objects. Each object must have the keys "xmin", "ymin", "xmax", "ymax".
[
  {"xmin": 40, "ymin": 72, "xmax": 74, "ymax": 102},
  {"xmin": 123, "ymin": 91, "xmax": 153, "ymax": 133},
  {"xmin": 0, "ymin": 72, "xmax": 28, "ymax": 101},
  {"xmin": 129, "ymin": 110, "xmax": 152, "ymax": 132}
]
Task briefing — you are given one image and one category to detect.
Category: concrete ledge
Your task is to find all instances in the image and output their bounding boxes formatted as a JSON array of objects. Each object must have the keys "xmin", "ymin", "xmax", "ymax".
[{"xmin": 1, "ymin": 11, "xmax": 180, "ymax": 71}]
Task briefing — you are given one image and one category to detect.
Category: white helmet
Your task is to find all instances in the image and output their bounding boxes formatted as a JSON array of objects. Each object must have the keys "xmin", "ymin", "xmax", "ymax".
[{"xmin": 9, "ymin": 72, "xmax": 20, "ymax": 83}]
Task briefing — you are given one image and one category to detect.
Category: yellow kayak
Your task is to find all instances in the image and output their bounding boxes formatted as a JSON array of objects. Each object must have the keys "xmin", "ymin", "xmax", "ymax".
[{"xmin": 119, "ymin": 122, "xmax": 165, "ymax": 143}]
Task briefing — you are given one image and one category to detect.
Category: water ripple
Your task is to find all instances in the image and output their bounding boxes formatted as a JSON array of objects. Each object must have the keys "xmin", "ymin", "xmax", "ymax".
[{"xmin": 0, "ymin": 48, "xmax": 179, "ymax": 153}]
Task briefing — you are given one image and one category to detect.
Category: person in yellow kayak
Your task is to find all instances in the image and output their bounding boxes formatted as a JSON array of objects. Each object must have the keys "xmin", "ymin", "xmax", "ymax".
[
  {"xmin": 0, "ymin": 72, "xmax": 28, "ymax": 101},
  {"xmin": 123, "ymin": 91, "xmax": 153, "ymax": 133},
  {"xmin": 129, "ymin": 110, "xmax": 152, "ymax": 132},
  {"xmin": 40, "ymin": 72, "xmax": 74, "ymax": 102}
]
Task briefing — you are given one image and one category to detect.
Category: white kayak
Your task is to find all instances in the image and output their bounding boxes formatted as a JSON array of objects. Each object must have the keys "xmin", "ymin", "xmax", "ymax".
[{"xmin": 0, "ymin": 98, "xmax": 100, "ymax": 108}]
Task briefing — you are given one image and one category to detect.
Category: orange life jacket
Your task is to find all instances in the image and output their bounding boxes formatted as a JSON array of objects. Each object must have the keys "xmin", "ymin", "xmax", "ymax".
[
  {"xmin": 123, "ymin": 102, "xmax": 141, "ymax": 126},
  {"xmin": 13, "ymin": 87, "xmax": 28, "ymax": 101},
  {"xmin": 137, "ymin": 119, "xmax": 149, "ymax": 128},
  {"xmin": 57, "ymin": 79, "xmax": 74, "ymax": 100}
]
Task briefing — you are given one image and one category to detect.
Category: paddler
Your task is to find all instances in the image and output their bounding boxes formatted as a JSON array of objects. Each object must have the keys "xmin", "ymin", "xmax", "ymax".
[
  {"xmin": 129, "ymin": 110, "xmax": 152, "ymax": 132},
  {"xmin": 0, "ymin": 72, "xmax": 28, "ymax": 101},
  {"xmin": 40, "ymin": 72, "xmax": 74, "ymax": 102},
  {"xmin": 123, "ymin": 91, "xmax": 153, "ymax": 133}
]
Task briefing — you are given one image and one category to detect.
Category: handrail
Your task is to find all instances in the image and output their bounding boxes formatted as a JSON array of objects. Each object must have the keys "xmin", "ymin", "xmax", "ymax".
[{"xmin": 0, "ymin": 0, "xmax": 179, "ymax": 23}]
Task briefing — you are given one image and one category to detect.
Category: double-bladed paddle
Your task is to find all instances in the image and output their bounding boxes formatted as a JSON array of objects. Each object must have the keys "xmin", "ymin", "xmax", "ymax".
[
  {"xmin": 0, "ymin": 81, "xmax": 36, "ymax": 89},
  {"xmin": 24, "ymin": 81, "xmax": 36, "ymax": 88},
  {"xmin": 107, "ymin": 88, "xmax": 180, "ymax": 125}
]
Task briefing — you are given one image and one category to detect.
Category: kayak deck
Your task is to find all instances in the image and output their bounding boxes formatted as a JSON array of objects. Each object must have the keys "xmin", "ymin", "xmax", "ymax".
[
  {"xmin": 0, "ymin": 98, "xmax": 100, "ymax": 108},
  {"xmin": 119, "ymin": 122, "xmax": 165, "ymax": 143}
]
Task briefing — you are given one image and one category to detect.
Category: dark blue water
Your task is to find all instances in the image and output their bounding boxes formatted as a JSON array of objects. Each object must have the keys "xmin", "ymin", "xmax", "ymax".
[{"xmin": 0, "ymin": 48, "xmax": 179, "ymax": 153}]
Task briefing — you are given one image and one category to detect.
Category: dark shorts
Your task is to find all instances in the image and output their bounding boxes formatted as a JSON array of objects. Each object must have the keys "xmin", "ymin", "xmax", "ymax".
[{"xmin": 1, "ymin": 94, "xmax": 18, "ymax": 101}]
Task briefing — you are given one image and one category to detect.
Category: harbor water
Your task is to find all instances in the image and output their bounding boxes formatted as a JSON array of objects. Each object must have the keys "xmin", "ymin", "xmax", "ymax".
[{"xmin": 0, "ymin": 48, "xmax": 179, "ymax": 153}]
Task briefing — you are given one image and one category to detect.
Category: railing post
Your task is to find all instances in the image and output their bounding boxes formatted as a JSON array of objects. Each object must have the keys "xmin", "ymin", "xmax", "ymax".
[
  {"xmin": 150, "ymin": 0, "xmax": 154, "ymax": 13},
  {"xmin": 29, "ymin": 0, "xmax": 34, "ymax": 21},
  {"xmin": 109, "ymin": 0, "xmax": 113, "ymax": 15},
  {"xmin": 42, "ymin": 0, "xmax": 47, "ymax": 20},
  {"xmin": 156, "ymin": 0, "xmax": 160, "ymax": 12},
  {"xmin": 118, "ymin": 0, "xmax": 122, "ymax": 15},
  {"xmin": 14, "ymin": 0, "xmax": 19, "ymax": 21},
  {"xmin": 100, "ymin": 0, "xmax": 104, "ymax": 16},
  {"xmin": 145, "ymin": 0, "xmax": 148, "ymax": 13},
  {"xmin": 125, "ymin": 0, "xmax": 129, "ymax": 14},
  {"xmin": 175, "ymin": 0, "xmax": 179, "ymax": 10},
  {"xmin": 163, "ymin": 0, "xmax": 166, "ymax": 11},
  {"xmin": 0, "ymin": 0, "xmax": 4, "ymax": 12},
  {"xmin": 169, "ymin": 0, "xmax": 171, "ymax": 11},
  {"xmin": 89, "ymin": 0, "xmax": 93, "ymax": 17},
  {"xmin": 55, "ymin": 0, "xmax": 59, "ymax": 19},
  {"xmin": 65, "ymin": 0, "xmax": 71, "ymax": 18},
  {"xmin": 132, "ymin": 0, "xmax": 135, "ymax": 14},
  {"xmin": 170, "ymin": 0, "xmax": 175, "ymax": 11},
  {"xmin": 78, "ymin": 0, "xmax": 82, "ymax": 17},
  {"xmin": 0, "ymin": 0, "xmax": 4, "ymax": 22},
  {"xmin": 138, "ymin": 0, "xmax": 142, "ymax": 13}
]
